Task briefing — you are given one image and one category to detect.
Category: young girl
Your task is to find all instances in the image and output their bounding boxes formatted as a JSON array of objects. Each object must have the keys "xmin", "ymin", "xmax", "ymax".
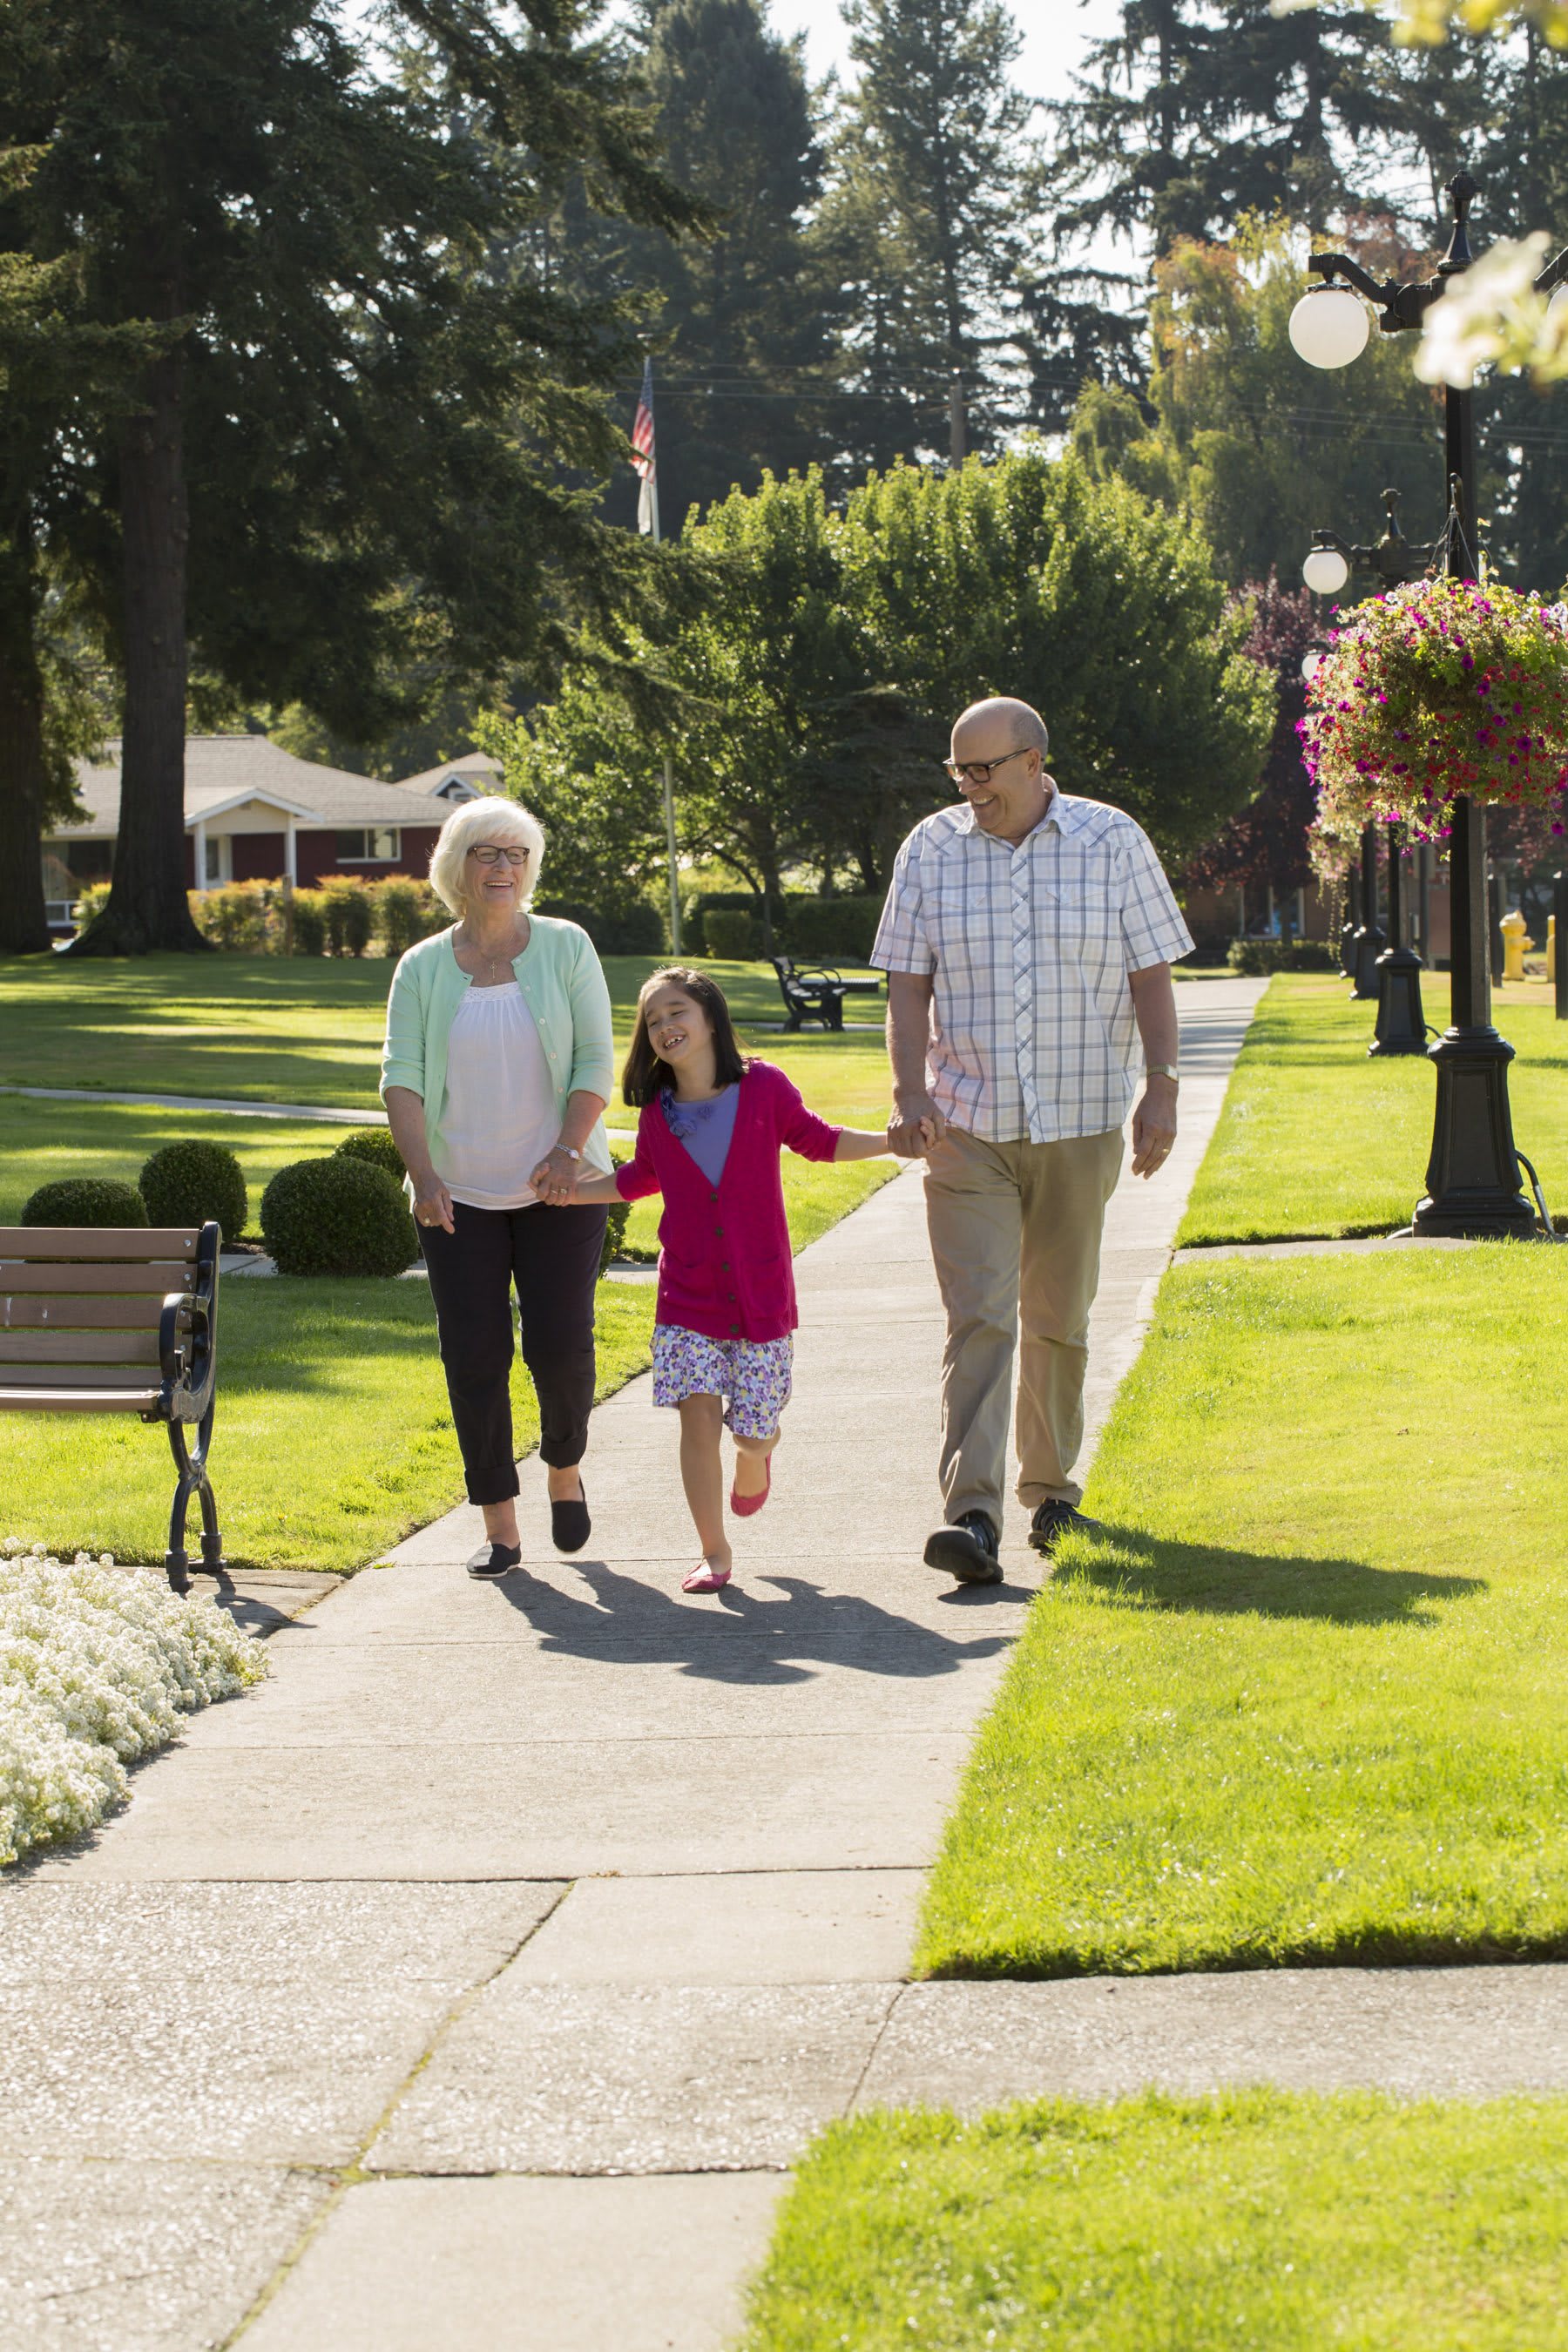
[{"xmin": 567, "ymin": 967, "xmax": 911, "ymax": 1592}]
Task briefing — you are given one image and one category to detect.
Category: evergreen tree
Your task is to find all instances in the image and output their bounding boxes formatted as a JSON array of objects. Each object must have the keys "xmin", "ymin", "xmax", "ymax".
[
  {"xmin": 608, "ymin": 0, "xmax": 832, "ymax": 531},
  {"xmin": 817, "ymin": 0, "xmax": 1035, "ymax": 468},
  {"xmin": 1051, "ymin": 1, "xmax": 1404, "ymax": 255},
  {"xmin": 11, "ymin": 0, "xmax": 696, "ymax": 956}
]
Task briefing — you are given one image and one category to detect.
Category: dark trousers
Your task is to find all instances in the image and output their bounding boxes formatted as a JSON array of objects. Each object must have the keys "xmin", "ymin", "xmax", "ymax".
[{"xmin": 422, "ymin": 1199, "xmax": 608, "ymax": 1505}]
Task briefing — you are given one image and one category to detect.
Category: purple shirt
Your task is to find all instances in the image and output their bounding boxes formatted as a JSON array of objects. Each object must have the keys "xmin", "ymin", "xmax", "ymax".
[{"xmin": 660, "ymin": 1083, "xmax": 740, "ymax": 1188}]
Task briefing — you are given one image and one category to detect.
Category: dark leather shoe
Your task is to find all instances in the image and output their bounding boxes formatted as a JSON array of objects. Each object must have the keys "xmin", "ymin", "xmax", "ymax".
[
  {"xmin": 923, "ymin": 1511, "xmax": 1002, "ymax": 1584},
  {"xmin": 1029, "ymin": 1500, "xmax": 1098, "ymax": 1555},
  {"xmin": 467, "ymin": 1542, "xmax": 522, "ymax": 1580},
  {"xmin": 551, "ymin": 1482, "xmax": 591, "ymax": 1554}
]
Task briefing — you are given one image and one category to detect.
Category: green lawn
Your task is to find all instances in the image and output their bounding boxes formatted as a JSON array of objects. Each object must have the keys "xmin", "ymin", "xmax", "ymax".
[
  {"xmin": 916, "ymin": 1247, "xmax": 1568, "ymax": 1978},
  {"xmin": 1179, "ymin": 974, "xmax": 1568, "ymax": 1245},
  {"xmin": 0, "ymin": 1276, "xmax": 656, "ymax": 1573},
  {"xmin": 0, "ymin": 950, "xmax": 891, "ymax": 1123},
  {"xmin": 741, "ymin": 2091, "xmax": 1568, "ymax": 2352}
]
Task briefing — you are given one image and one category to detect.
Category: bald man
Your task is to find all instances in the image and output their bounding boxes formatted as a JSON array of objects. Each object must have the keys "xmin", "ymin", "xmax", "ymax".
[{"xmin": 872, "ymin": 697, "xmax": 1193, "ymax": 1583}]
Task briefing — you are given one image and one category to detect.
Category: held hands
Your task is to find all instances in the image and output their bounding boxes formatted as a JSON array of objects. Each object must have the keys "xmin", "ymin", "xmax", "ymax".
[
  {"xmin": 1130, "ymin": 1076, "xmax": 1178, "ymax": 1180},
  {"xmin": 411, "ymin": 1169, "xmax": 456, "ymax": 1233},
  {"xmin": 528, "ymin": 1144, "xmax": 582, "ymax": 1206},
  {"xmin": 888, "ymin": 1095, "xmax": 946, "ymax": 1159}
]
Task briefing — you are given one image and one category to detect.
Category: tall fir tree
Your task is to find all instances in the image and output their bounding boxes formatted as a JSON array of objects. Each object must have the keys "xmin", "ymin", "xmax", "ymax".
[
  {"xmin": 815, "ymin": 0, "xmax": 1035, "ymax": 470},
  {"xmin": 10, "ymin": 0, "xmax": 697, "ymax": 956}
]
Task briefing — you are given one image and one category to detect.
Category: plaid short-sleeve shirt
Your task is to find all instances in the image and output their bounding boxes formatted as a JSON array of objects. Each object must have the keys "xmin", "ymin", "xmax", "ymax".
[{"xmin": 871, "ymin": 793, "xmax": 1194, "ymax": 1145}]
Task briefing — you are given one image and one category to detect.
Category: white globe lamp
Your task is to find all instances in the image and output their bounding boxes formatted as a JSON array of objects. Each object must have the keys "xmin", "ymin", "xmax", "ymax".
[
  {"xmin": 1302, "ymin": 545, "xmax": 1351, "ymax": 597},
  {"xmin": 1288, "ymin": 285, "xmax": 1371, "ymax": 370},
  {"xmin": 1548, "ymin": 282, "xmax": 1568, "ymax": 326},
  {"xmin": 1301, "ymin": 651, "xmax": 1322, "ymax": 681}
]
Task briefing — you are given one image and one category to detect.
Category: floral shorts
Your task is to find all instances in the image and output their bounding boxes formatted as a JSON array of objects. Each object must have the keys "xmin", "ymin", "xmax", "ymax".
[{"xmin": 651, "ymin": 1322, "xmax": 794, "ymax": 1439}]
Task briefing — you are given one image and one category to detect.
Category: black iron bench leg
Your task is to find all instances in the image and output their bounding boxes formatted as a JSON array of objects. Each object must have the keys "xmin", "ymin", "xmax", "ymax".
[{"xmin": 165, "ymin": 1405, "xmax": 223, "ymax": 1594}]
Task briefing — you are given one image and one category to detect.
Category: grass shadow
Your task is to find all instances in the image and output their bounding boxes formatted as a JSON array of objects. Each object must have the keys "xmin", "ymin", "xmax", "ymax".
[{"xmin": 1054, "ymin": 1523, "xmax": 1484, "ymax": 1626}]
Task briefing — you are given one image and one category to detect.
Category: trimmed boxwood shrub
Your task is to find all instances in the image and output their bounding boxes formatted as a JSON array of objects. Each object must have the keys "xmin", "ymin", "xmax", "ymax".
[
  {"xmin": 335, "ymin": 1127, "xmax": 406, "ymax": 1184},
  {"xmin": 260, "ymin": 1156, "xmax": 418, "ymax": 1276},
  {"xmin": 23, "ymin": 1177, "xmax": 149, "ymax": 1228},
  {"xmin": 703, "ymin": 908, "xmax": 757, "ymax": 960},
  {"xmin": 599, "ymin": 1195, "xmax": 632, "ymax": 1274},
  {"xmin": 683, "ymin": 889, "xmax": 788, "ymax": 954},
  {"xmin": 139, "ymin": 1139, "xmax": 248, "ymax": 1240},
  {"xmin": 1226, "ymin": 937, "xmax": 1341, "ymax": 976},
  {"xmin": 787, "ymin": 895, "xmax": 882, "ymax": 964}
]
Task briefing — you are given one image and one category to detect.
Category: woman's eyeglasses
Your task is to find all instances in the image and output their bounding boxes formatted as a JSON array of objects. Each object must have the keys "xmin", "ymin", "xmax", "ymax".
[{"xmin": 468, "ymin": 844, "xmax": 531, "ymax": 866}]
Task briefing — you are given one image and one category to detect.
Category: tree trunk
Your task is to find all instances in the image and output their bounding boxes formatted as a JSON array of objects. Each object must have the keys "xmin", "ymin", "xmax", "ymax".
[
  {"xmin": 0, "ymin": 603, "xmax": 55, "ymax": 956},
  {"xmin": 66, "ymin": 341, "xmax": 206, "ymax": 956}
]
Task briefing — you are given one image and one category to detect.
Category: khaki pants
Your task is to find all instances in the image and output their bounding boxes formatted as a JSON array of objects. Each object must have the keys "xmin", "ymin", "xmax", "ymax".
[{"xmin": 923, "ymin": 1125, "xmax": 1125, "ymax": 1525}]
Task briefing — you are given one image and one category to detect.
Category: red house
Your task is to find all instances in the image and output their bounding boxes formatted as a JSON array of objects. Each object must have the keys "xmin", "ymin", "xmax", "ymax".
[{"xmin": 42, "ymin": 736, "xmax": 502, "ymax": 929}]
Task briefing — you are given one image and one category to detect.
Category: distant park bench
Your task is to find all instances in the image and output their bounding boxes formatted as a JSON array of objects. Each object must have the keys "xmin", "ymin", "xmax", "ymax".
[
  {"xmin": 770, "ymin": 955, "xmax": 882, "ymax": 1034},
  {"xmin": 0, "ymin": 1222, "xmax": 223, "ymax": 1593}
]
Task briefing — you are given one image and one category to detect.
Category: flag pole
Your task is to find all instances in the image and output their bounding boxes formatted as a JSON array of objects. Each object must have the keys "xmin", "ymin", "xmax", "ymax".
[{"xmin": 635, "ymin": 359, "xmax": 681, "ymax": 956}]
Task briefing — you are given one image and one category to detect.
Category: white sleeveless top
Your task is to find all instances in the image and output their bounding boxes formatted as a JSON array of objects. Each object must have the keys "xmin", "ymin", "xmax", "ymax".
[{"xmin": 441, "ymin": 982, "xmax": 559, "ymax": 1211}]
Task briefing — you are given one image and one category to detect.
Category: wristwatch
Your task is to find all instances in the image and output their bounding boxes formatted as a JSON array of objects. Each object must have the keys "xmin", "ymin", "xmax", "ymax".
[
  {"xmin": 560, "ymin": 1146, "xmax": 581, "ymax": 1160},
  {"xmin": 1147, "ymin": 1064, "xmax": 1180, "ymax": 1085}
]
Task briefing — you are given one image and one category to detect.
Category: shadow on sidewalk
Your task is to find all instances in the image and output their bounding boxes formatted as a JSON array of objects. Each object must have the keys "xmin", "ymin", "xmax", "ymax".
[
  {"xmin": 1054, "ymin": 1525, "xmax": 1484, "ymax": 1626},
  {"xmin": 497, "ymin": 1560, "xmax": 1019, "ymax": 1686}
]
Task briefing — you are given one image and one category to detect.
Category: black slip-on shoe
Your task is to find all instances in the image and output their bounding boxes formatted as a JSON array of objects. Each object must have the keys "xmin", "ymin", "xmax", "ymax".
[
  {"xmin": 467, "ymin": 1542, "xmax": 522, "ymax": 1580},
  {"xmin": 551, "ymin": 1484, "xmax": 591, "ymax": 1555},
  {"xmin": 923, "ymin": 1511, "xmax": 1003, "ymax": 1585},
  {"xmin": 1029, "ymin": 1500, "xmax": 1099, "ymax": 1556}
]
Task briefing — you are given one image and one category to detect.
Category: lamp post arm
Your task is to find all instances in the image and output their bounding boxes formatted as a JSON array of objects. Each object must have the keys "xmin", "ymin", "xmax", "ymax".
[
  {"xmin": 1533, "ymin": 245, "xmax": 1568, "ymax": 296},
  {"xmin": 1308, "ymin": 252, "xmax": 1395, "ymax": 306}
]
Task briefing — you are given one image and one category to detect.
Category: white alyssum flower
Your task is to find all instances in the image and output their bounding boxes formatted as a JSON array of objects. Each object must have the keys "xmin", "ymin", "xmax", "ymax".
[
  {"xmin": 1415, "ymin": 233, "xmax": 1568, "ymax": 389},
  {"xmin": 0, "ymin": 1539, "xmax": 267, "ymax": 1866}
]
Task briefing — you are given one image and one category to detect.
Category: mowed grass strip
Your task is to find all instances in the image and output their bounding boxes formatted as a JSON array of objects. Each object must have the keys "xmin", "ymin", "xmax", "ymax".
[
  {"xmin": 0, "ymin": 1277, "xmax": 655, "ymax": 1574},
  {"xmin": 916, "ymin": 1247, "xmax": 1568, "ymax": 1978},
  {"xmin": 0, "ymin": 951, "xmax": 892, "ymax": 1120},
  {"xmin": 740, "ymin": 2090, "xmax": 1568, "ymax": 2352},
  {"xmin": 1178, "ymin": 974, "xmax": 1568, "ymax": 1245}
]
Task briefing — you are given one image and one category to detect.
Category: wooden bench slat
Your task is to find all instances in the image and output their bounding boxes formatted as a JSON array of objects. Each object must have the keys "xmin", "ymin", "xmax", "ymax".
[
  {"xmin": 0, "ymin": 1227, "xmax": 199, "ymax": 1260},
  {"xmin": 0, "ymin": 1384, "xmax": 159, "ymax": 1414},
  {"xmin": 0, "ymin": 1362, "xmax": 163, "ymax": 1389},
  {"xmin": 0, "ymin": 1330, "xmax": 161, "ymax": 1365},
  {"xmin": 0, "ymin": 1262, "xmax": 193, "ymax": 1294},
  {"xmin": 0, "ymin": 1294, "xmax": 166, "ymax": 1331}
]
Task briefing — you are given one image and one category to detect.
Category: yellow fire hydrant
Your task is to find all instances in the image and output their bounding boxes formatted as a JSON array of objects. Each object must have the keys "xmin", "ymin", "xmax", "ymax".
[{"xmin": 1501, "ymin": 906, "xmax": 1532, "ymax": 982}]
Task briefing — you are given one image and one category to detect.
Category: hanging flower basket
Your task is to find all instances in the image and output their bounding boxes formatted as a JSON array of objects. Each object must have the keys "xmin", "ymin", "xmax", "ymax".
[{"xmin": 1299, "ymin": 575, "xmax": 1568, "ymax": 842}]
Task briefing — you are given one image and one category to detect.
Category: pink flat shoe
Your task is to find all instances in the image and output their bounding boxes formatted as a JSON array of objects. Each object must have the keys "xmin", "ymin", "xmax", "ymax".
[
  {"xmin": 682, "ymin": 1558, "xmax": 732, "ymax": 1593},
  {"xmin": 730, "ymin": 1457, "xmax": 772, "ymax": 1518}
]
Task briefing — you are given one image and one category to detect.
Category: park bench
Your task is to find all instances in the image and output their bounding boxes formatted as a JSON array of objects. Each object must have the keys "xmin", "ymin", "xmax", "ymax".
[
  {"xmin": 0, "ymin": 1222, "xmax": 222, "ymax": 1594},
  {"xmin": 770, "ymin": 954, "xmax": 882, "ymax": 1034}
]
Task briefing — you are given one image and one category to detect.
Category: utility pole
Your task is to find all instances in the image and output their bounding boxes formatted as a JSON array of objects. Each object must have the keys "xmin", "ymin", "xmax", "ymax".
[
  {"xmin": 949, "ymin": 373, "xmax": 966, "ymax": 467},
  {"xmin": 634, "ymin": 358, "xmax": 682, "ymax": 956}
]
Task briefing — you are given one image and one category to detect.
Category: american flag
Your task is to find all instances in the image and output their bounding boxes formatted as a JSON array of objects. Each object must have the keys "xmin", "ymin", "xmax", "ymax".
[{"xmin": 632, "ymin": 358, "xmax": 657, "ymax": 538}]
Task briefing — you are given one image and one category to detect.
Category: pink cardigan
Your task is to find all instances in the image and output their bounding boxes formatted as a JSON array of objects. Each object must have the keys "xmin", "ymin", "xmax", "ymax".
[{"xmin": 613, "ymin": 1060, "xmax": 842, "ymax": 1342}]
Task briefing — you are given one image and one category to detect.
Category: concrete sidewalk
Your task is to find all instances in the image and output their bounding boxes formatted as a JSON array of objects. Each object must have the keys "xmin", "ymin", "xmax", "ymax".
[{"xmin": 13, "ymin": 976, "xmax": 1456, "ymax": 2352}]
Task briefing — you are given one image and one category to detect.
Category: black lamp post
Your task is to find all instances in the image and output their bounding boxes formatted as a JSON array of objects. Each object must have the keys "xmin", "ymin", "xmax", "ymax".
[
  {"xmin": 1294, "ymin": 172, "xmax": 1567, "ymax": 1234},
  {"xmin": 1370, "ymin": 821, "xmax": 1429, "ymax": 1055},
  {"xmin": 1350, "ymin": 821, "xmax": 1386, "ymax": 999}
]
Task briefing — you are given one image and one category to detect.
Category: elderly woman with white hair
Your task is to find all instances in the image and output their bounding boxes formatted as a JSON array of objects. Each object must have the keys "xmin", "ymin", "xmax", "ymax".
[{"xmin": 381, "ymin": 795, "xmax": 615, "ymax": 1578}]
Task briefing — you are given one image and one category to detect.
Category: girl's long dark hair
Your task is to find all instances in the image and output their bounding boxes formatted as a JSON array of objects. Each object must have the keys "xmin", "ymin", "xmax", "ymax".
[{"xmin": 621, "ymin": 966, "xmax": 751, "ymax": 1106}]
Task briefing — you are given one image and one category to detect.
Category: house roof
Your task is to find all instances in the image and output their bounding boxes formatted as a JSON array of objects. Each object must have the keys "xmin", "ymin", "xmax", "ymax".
[
  {"xmin": 51, "ymin": 736, "xmax": 441, "ymax": 839},
  {"xmin": 394, "ymin": 752, "xmax": 503, "ymax": 799}
]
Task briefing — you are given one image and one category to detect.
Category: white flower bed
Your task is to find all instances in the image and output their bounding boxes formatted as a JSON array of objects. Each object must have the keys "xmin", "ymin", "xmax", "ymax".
[{"xmin": 0, "ymin": 1539, "xmax": 267, "ymax": 1866}]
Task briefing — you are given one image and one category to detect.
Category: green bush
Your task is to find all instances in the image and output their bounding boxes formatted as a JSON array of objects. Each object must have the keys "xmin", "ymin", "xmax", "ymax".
[
  {"xmin": 375, "ymin": 877, "xmax": 444, "ymax": 955},
  {"xmin": 787, "ymin": 894, "xmax": 882, "ymax": 963},
  {"xmin": 684, "ymin": 889, "xmax": 787, "ymax": 954},
  {"xmin": 289, "ymin": 889, "xmax": 328, "ymax": 956},
  {"xmin": 193, "ymin": 879, "xmax": 277, "ymax": 952},
  {"xmin": 322, "ymin": 879, "xmax": 375, "ymax": 956},
  {"xmin": 703, "ymin": 908, "xmax": 757, "ymax": 959},
  {"xmin": 599, "ymin": 1196, "xmax": 632, "ymax": 1273},
  {"xmin": 335, "ymin": 1127, "xmax": 406, "ymax": 1183},
  {"xmin": 260, "ymin": 1156, "xmax": 419, "ymax": 1276},
  {"xmin": 72, "ymin": 881, "xmax": 112, "ymax": 931},
  {"xmin": 1227, "ymin": 936, "xmax": 1341, "ymax": 976},
  {"xmin": 535, "ymin": 897, "xmax": 667, "ymax": 956},
  {"xmin": 23, "ymin": 1177, "xmax": 149, "ymax": 1228},
  {"xmin": 139, "ymin": 1139, "xmax": 248, "ymax": 1240}
]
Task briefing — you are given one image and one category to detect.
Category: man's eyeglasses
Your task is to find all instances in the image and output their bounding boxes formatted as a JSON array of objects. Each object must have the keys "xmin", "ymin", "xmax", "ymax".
[
  {"xmin": 941, "ymin": 747, "xmax": 1035, "ymax": 784},
  {"xmin": 468, "ymin": 843, "xmax": 531, "ymax": 866}
]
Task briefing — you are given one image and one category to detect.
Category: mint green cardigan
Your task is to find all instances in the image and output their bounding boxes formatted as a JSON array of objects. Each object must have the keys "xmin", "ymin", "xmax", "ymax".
[{"xmin": 380, "ymin": 920, "xmax": 617, "ymax": 1183}]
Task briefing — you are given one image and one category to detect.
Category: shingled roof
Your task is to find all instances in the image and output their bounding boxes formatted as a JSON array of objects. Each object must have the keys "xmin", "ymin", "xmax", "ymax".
[{"xmin": 55, "ymin": 736, "xmax": 436, "ymax": 837}]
